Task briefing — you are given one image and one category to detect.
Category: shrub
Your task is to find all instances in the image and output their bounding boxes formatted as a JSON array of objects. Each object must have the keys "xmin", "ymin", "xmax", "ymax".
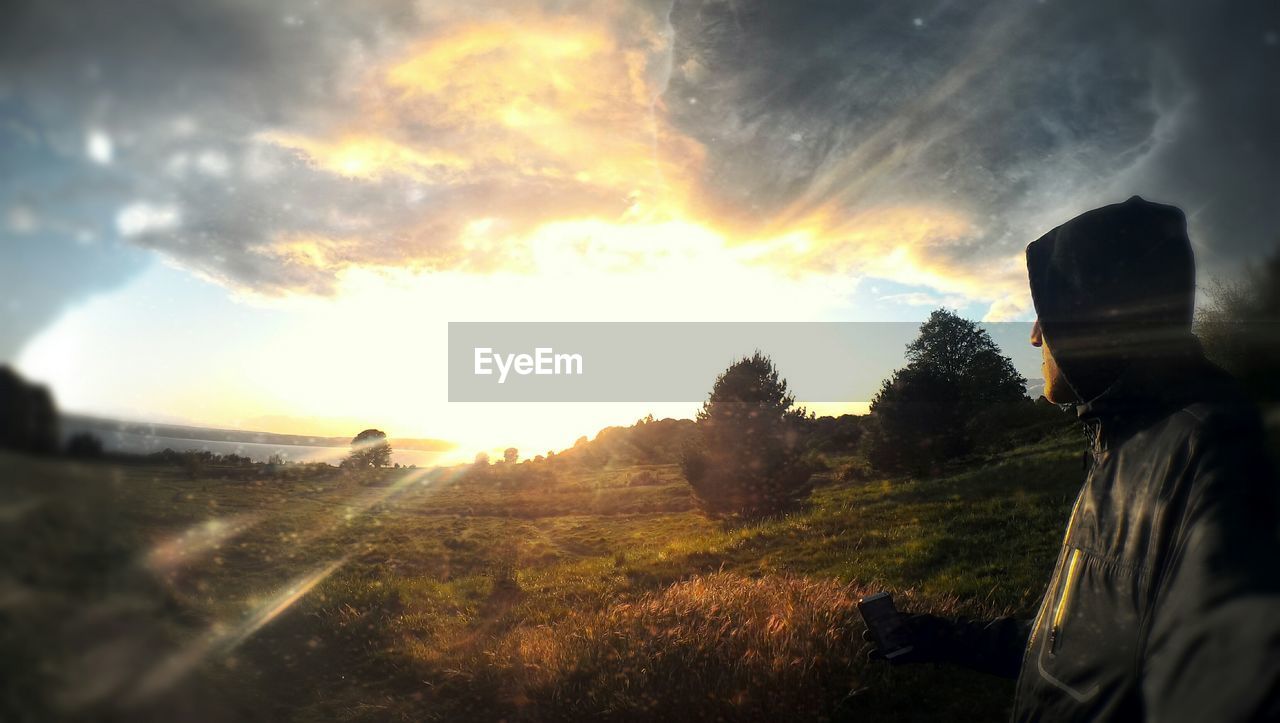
[
  {"xmin": 835, "ymin": 457, "xmax": 873, "ymax": 483},
  {"xmin": 627, "ymin": 469, "xmax": 662, "ymax": 486},
  {"xmin": 680, "ymin": 352, "xmax": 814, "ymax": 516},
  {"xmin": 1196, "ymin": 248, "xmax": 1280, "ymax": 404},
  {"xmin": 965, "ymin": 397, "xmax": 1075, "ymax": 452}
]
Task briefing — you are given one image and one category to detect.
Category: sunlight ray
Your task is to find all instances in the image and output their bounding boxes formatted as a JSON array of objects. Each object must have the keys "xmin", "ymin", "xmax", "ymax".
[
  {"xmin": 127, "ymin": 556, "xmax": 348, "ymax": 702},
  {"xmin": 144, "ymin": 512, "xmax": 263, "ymax": 573}
]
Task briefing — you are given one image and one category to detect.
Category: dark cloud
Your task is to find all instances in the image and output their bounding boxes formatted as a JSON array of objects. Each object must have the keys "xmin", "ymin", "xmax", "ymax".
[
  {"xmin": 666, "ymin": 0, "xmax": 1279, "ymax": 285},
  {"xmin": 1120, "ymin": 0, "xmax": 1280, "ymax": 266}
]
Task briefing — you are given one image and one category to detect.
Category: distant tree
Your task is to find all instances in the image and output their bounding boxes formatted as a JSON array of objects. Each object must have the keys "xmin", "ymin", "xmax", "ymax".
[
  {"xmin": 867, "ymin": 309, "xmax": 1027, "ymax": 474},
  {"xmin": 346, "ymin": 429, "xmax": 392, "ymax": 468},
  {"xmin": 182, "ymin": 451, "xmax": 206, "ymax": 480},
  {"xmin": 503, "ymin": 447, "xmax": 519, "ymax": 464},
  {"xmin": 66, "ymin": 432, "xmax": 104, "ymax": 458},
  {"xmin": 1196, "ymin": 245, "xmax": 1280, "ymax": 403},
  {"xmin": 554, "ymin": 416, "xmax": 697, "ymax": 468},
  {"xmin": 803, "ymin": 414, "xmax": 865, "ymax": 455},
  {"xmin": 475, "ymin": 451, "xmax": 490, "ymax": 465},
  {"xmin": 0, "ymin": 366, "xmax": 59, "ymax": 455},
  {"xmin": 681, "ymin": 351, "xmax": 815, "ymax": 516}
]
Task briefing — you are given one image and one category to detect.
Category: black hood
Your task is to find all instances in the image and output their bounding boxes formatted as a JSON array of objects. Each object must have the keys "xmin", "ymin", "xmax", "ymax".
[{"xmin": 1026, "ymin": 196, "xmax": 1199, "ymax": 402}]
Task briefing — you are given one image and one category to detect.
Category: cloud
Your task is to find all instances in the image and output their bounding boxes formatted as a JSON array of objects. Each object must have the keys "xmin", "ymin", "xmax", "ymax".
[
  {"xmin": 116, "ymin": 203, "xmax": 180, "ymax": 237},
  {"xmin": 1, "ymin": 0, "xmax": 1276, "ymax": 341},
  {"xmin": 663, "ymin": 0, "xmax": 1278, "ymax": 301},
  {"xmin": 878, "ymin": 292, "xmax": 970, "ymax": 309},
  {"xmin": 85, "ymin": 129, "xmax": 113, "ymax": 165}
]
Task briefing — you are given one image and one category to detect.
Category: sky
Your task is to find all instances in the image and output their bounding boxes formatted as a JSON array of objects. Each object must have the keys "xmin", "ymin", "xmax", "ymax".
[{"xmin": 2, "ymin": 0, "xmax": 1277, "ymax": 460}]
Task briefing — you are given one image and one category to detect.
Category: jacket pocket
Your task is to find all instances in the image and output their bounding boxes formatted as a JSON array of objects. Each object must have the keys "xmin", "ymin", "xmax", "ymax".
[
  {"xmin": 1049, "ymin": 548, "xmax": 1082, "ymax": 656},
  {"xmin": 1036, "ymin": 546, "xmax": 1102, "ymax": 703}
]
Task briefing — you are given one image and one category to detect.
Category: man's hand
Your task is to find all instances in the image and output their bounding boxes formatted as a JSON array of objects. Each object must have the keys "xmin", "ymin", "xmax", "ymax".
[{"xmin": 861, "ymin": 613, "xmax": 954, "ymax": 665}]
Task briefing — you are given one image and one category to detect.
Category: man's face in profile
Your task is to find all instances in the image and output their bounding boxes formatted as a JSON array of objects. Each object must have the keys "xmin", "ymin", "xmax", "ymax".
[{"xmin": 1031, "ymin": 319, "xmax": 1074, "ymax": 404}]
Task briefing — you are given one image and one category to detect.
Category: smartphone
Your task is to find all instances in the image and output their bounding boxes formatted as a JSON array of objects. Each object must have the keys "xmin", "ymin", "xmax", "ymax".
[{"xmin": 857, "ymin": 591, "xmax": 914, "ymax": 660}]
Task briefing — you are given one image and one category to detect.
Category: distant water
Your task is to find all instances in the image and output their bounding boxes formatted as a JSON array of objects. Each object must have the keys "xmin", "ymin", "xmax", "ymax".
[{"xmin": 62, "ymin": 427, "xmax": 446, "ymax": 468}]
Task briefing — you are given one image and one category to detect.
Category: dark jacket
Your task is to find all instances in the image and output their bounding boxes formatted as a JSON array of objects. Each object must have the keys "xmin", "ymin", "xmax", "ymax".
[{"xmin": 946, "ymin": 198, "xmax": 1280, "ymax": 721}]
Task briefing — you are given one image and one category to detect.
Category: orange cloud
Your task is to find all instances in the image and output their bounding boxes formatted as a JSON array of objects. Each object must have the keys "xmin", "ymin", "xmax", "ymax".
[
  {"xmin": 739, "ymin": 204, "xmax": 1027, "ymax": 312},
  {"xmin": 266, "ymin": 11, "xmax": 702, "ymax": 217},
  {"xmin": 248, "ymin": 8, "xmax": 1028, "ymax": 317},
  {"xmin": 260, "ymin": 132, "xmax": 473, "ymax": 183}
]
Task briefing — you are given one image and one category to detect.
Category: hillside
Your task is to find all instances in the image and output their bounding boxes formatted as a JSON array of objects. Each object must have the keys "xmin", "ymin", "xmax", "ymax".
[{"xmin": 0, "ymin": 426, "xmax": 1083, "ymax": 722}]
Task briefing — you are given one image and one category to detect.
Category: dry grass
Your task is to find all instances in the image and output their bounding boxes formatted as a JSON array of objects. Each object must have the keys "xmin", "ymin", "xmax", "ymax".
[{"xmin": 478, "ymin": 573, "xmax": 871, "ymax": 720}]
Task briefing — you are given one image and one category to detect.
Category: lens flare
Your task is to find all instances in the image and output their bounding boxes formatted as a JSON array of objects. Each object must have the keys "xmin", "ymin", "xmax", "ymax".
[
  {"xmin": 128, "ymin": 556, "xmax": 348, "ymax": 702},
  {"xmin": 144, "ymin": 512, "xmax": 262, "ymax": 573}
]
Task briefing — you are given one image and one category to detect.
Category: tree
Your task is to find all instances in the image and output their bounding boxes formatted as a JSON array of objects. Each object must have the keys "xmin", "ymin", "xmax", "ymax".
[
  {"xmin": 66, "ymin": 432, "xmax": 104, "ymax": 458},
  {"xmin": 680, "ymin": 351, "xmax": 815, "ymax": 516},
  {"xmin": 1196, "ymin": 245, "xmax": 1280, "ymax": 403},
  {"xmin": 503, "ymin": 447, "xmax": 519, "ymax": 464},
  {"xmin": 0, "ymin": 365, "xmax": 59, "ymax": 455},
  {"xmin": 346, "ymin": 429, "xmax": 392, "ymax": 468},
  {"xmin": 867, "ymin": 309, "xmax": 1027, "ymax": 474}
]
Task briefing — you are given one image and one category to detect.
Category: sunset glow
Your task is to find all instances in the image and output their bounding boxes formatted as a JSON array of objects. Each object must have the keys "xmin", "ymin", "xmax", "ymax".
[{"xmin": 8, "ymin": 0, "xmax": 1268, "ymax": 460}]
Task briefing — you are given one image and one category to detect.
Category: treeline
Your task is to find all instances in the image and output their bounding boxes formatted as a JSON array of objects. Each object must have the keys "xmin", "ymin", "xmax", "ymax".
[
  {"xmin": 455, "ymin": 309, "xmax": 1074, "ymax": 511},
  {"xmin": 458, "ymin": 417, "xmax": 698, "ymax": 490},
  {"xmin": 457, "ymin": 411, "xmax": 871, "ymax": 491},
  {"xmin": 861, "ymin": 309, "xmax": 1066, "ymax": 475},
  {"xmin": 674, "ymin": 310, "xmax": 1074, "ymax": 517}
]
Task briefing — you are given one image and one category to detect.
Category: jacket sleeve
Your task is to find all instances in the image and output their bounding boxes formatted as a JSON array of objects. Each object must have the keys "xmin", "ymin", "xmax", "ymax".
[
  {"xmin": 1141, "ymin": 420, "xmax": 1280, "ymax": 721},
  {"xmin": 903, "ymin": 614, "xmax": 1030, "ymax": 679},
  {"xmin": 941, "ymin": 616, "xmax": 1032, "ymax": 679}
]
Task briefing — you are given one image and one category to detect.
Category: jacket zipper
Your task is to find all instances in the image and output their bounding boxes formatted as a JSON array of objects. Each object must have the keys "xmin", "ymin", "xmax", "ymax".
[{"xmin": 1049, "ymin": 548, "xmax": 1082, "ymax": 655}]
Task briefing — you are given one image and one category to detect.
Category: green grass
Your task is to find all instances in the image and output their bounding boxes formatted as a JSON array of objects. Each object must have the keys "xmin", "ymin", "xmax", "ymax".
[{"xmin": 0, "ymin": 432, "xmax": 1083, "ymax": 722}]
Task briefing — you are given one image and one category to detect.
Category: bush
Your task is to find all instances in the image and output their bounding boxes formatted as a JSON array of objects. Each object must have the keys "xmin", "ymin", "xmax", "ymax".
[
  {"xmin": 1196, "ymin": 248, "xmax": 1280, "ymax": 404},
  {"xmin": 627, "ymin": 469, "xmax": 662, "ymax": 486},
  {"xmin": 803, "ymin": 414, "xmax": 865, "ymax": 455},
  {"xmin": 835, "ymin": 457, "xmax": 873, "ymax": 483},
  {"xmin": 965, "ymin": 398, "xmax": 1075, "ymax": 452},
  {"xmin": 681, "ymin": 352, "xmax": 814, "ymax": 516}
]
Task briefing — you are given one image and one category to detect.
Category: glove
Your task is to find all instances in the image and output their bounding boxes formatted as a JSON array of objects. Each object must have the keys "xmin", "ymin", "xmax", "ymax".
[{"xmin": 861, "ymin": 612, "xmax": 953, "ymax": 666}]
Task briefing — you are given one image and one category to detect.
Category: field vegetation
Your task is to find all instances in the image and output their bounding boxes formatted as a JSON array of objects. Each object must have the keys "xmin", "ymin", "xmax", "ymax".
[{"xmin": 1, "ymin": 420, "xmax": 1082, "ymax": 722}]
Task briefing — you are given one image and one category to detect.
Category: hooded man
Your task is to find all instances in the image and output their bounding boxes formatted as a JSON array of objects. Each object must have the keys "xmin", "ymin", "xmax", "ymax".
[{"xmin": 865, "ymin": 197, "xmax": 1280, "ymax": 721}]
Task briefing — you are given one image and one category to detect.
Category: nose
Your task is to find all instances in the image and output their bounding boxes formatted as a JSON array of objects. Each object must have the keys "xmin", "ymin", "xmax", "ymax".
[{"xmin": 1031, "ymin": 319, "xmax": 1043, "ymax": 348}]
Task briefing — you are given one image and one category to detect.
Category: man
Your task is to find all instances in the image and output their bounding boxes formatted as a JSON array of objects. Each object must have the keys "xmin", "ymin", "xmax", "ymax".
[{"xmin": 865, "ymin": 197, "xmax": 1280, "ymax": 721}]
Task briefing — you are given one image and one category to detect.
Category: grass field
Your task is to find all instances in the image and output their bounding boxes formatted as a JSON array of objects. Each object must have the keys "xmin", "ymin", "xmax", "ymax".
[{"xmin": 0, "ymin": 430, "xmax": 1084, "ymax": 722}]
